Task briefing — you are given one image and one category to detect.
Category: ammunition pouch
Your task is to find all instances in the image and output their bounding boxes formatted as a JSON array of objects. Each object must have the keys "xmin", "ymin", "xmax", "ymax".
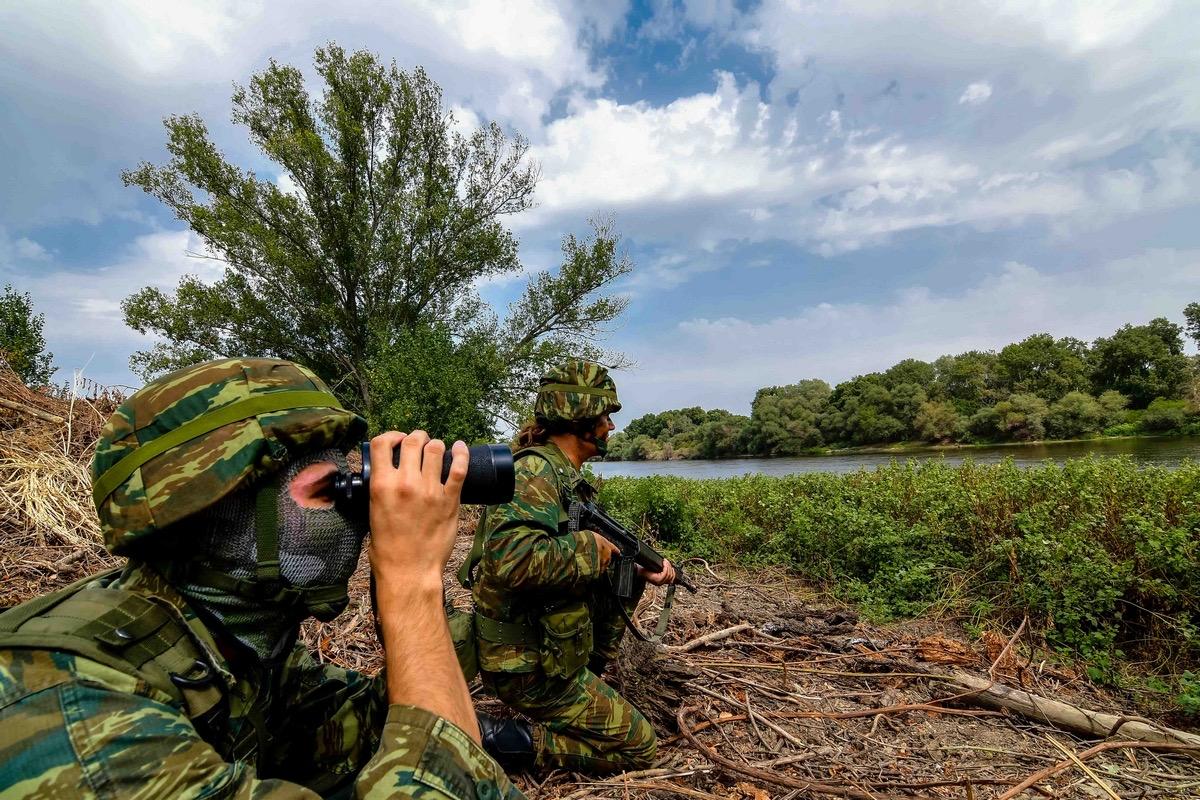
[{"xmin": 537, "ymin": 601, "xmax": 592, "ymax": 678}]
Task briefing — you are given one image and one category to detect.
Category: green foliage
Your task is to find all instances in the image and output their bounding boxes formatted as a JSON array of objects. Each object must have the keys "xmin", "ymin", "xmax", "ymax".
[
  {"xmin": 745, "ymin": 380, "xmax": 829, "ymax": 455},
  {"xmin": 122, "ymin": 45, "xmax": 629, "ymax": 428},
  {"xmin": 365, "ymin": 324, "xmax": 498, "ymax": 441},
  {"xmin": 1090, "ymin": 318, "xmax": 1191, "ymax": 408},
  {"xmin": 996, "ymin": 334, "xmax": 1089, "ymax": 401},
  {"xmin": 933, "ymin": 350, "xmax": 1000, "ymax": 414},
  {"xmin": 1177, "ymin": 672, "xmax": 1200, "ymax": 716},
  {"xmin": 0, "ymin": 284, "xmax": 54, "ymax": 386},
  {"xmin": 1045, "ymin": 391, "xmax": 1105, "ymax": 439},
  {"xmin": 913, "ymin": 400, "xmax": 965, "ymax": 442},
  {"xmin": 822, "ymin": 374, "xmax": 905, "ymax": 445},
  {"xmin": 1140, "ymin": 398, "xmax": 1190, "ymax": 433},
  {"xmin": 599, "ymin": 458, "xmax": 1200, "ymax": 704},
  {"xmin": 1184, "ymin": 302, "xmax": 1200, "ymax": 349}
]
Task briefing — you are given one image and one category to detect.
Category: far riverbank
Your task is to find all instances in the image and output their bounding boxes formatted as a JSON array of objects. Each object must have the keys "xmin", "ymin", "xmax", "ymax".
[{"xmin": 590, "ymin": 434, "xmax": 1200, "ymax": 478}]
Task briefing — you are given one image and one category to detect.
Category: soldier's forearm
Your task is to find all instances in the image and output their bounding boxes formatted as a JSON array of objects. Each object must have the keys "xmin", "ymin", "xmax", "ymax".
[{"xmin": 375, "ymin": 582, "xmax": 481, "ymax": 743}]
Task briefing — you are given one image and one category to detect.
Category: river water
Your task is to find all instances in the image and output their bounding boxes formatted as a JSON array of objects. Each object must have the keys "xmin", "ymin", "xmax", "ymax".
[{"xmin": 590, "ymin": 436, "xmax": 1200, "ymax": 479}]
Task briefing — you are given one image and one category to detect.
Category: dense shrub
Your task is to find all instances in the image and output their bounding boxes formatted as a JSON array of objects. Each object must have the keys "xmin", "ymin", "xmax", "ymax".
[
  {"xmin": 599, "ymin": 457, "xmax": 1200, "ymax": 690},
  {"xmin": 1141, "ymin": 398, "xmax": 1190, "ymax": 432}
]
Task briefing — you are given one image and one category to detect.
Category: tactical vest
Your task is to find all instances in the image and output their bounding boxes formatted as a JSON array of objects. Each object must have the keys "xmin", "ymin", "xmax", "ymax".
[
  {"xmin": 0, "ymin": 569, "xmax": 226, "ymax": 733},
  {"xmin": 457, "ymin": 445, "xmax": 584, "ymax": 592},
  {"xmin": 451, "ymin": 446, "xmax": 598, "ymax": 677}
]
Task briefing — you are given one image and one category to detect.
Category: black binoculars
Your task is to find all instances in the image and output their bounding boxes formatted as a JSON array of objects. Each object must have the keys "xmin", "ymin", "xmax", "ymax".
[{"xmin": 333, "ymin": 441, "xmax": 515, "ymax": 506}]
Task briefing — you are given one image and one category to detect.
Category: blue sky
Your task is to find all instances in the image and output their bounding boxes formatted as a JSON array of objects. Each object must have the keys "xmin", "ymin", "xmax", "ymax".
[{"xmin": 2, "ymin": 0, "xmax": 1199, "ymax": 424}]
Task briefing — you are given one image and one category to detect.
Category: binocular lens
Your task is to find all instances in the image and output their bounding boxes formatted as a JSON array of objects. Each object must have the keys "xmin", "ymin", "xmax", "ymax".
[{"xmin": 334, "ymin": 441, "xmax": 515, "ymax": 506}]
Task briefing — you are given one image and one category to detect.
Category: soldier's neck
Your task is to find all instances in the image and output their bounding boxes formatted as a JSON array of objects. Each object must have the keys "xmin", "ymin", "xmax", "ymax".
[{"xmin": 547, "ymin": 434, "xmax": 593, "ymax": 470}]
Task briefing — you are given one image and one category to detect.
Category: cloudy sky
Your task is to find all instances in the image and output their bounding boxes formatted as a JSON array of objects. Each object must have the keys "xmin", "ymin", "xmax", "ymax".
[{"xmin": 3, "ymin": 0, "xmax": 1199, "ymax": 423}]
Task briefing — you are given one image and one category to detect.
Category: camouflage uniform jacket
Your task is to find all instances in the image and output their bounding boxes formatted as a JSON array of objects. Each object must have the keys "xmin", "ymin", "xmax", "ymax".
[
  {"xmin": 0, "ymin": 562, "xmax": 523, "ymax": 800},
  {"xmin": 472, "ymin": 442, "xmax": 635, "ymax": 675}
]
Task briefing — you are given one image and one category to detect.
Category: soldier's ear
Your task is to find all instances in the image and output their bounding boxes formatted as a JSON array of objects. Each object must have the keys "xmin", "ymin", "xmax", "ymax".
[{"xmin": 288, "ymin": 461, "xmax": 339, "ymax": 509}]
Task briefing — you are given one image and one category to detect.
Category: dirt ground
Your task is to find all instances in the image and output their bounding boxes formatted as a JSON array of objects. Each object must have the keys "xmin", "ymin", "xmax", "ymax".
[{"xmin": 295, "ymin": 514, "xmax": 1200, "ymax": 800}]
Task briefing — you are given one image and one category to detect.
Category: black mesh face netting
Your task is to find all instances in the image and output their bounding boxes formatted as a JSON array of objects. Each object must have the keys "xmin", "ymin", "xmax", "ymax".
[
  {"xmin": 186, "ymin": 448, "xmax": 366, "ymax": 588},
  {"xmin": 188, "ymin": 483, "xmax": 260, "ymax": 579}
]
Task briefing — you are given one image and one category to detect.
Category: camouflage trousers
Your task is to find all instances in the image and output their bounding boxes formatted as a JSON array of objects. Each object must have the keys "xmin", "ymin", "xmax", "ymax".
[{"xmin": 483, "ymin": 668, "xmax": 657, "ymax": 773}]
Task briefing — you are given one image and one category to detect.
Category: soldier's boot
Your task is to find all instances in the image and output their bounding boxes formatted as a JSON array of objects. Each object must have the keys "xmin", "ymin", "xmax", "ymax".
[{"xmin": 477, "ymin": 711, "xmax": 536, "ymax": 773}]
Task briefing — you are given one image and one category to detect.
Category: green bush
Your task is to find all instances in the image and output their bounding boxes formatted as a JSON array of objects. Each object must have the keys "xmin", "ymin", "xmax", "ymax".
[
  {"xmin": 1140, "ymin": 398, "xmax": 1191, "ymax": 433},
  {"xmin": 599, "ymin": 457, "xmax": 1200, "ymax": 696}
]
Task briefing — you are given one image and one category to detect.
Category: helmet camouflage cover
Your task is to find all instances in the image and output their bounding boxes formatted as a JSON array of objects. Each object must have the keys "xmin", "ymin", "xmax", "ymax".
[
  {"xmin": 91, "ymin": 357, "xmax": 366, "ymax": 555},
  {"xmin": 534, "ymin": 359, "xmax": 621, "ymax": 423}
]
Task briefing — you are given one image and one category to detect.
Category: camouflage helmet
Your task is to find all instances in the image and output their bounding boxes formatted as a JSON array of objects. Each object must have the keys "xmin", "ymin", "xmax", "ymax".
[
  {"xmin": 91, "ymin": 357, "xmax": 366, "ymax": 555},
  {"xmin": 534, "ymin": 359, "xmax": 621, "ymax": 423}
]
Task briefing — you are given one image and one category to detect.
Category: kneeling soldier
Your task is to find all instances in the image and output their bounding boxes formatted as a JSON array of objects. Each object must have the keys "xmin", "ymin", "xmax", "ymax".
[{"xmin": 460, "ymin": 360, "xmax": 676, "ymax": 774}]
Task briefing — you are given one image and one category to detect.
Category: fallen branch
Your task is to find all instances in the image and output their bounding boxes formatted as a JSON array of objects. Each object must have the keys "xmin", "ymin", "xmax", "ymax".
[
  {"xmin": 933, "ymin": 670, "xmax": 1200, "ymax": 748},
  {"xmin": 0, "ymin": 397, "xmax": 65, "ymax": 425},
  {"xmin": 997, "ymin": 741, "xmax": 1200, "ymax": 799},
  {"xmin": 666, "ymin": 623, "xmax": 754, "ymax": 653}
]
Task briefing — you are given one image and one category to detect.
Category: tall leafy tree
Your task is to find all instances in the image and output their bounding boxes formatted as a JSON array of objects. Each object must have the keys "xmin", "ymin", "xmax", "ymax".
[
  {"xmin": 933, "ymin": 351, "xmax": 1000, "ymax": 414},
  {"xmin": 1184, "ymin": 302, "xmax": 1200, "ymax": 349},
  {"xmin": 1090, "ymin": 318, "xmax": 1190, "ymax": 408},
  {"xmin": 746, "ymin": 380, "xmax": 830, "ymax": 455},
  {"xmin": 995, "ymin": 333, "xmax": 1089, "ymax": 401},
  {"xmin": 0, "ymin": 284, "xmax": 54, "ymax": 386},
  {"xmin": 122, "ymin": 45, "xmax": 630, "ymax": 430}
]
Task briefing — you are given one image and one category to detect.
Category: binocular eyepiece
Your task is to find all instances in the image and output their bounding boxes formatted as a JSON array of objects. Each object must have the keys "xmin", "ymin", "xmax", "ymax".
[{"xmin": 333, "ymin": 441, "xmax": 516, "ymax": 506}]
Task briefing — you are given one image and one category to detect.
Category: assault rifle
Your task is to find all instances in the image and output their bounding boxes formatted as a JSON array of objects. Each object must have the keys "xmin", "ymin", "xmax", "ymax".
[{"xmin": 570, "ymin": 501, "xmax": 697, "ymax": 599}]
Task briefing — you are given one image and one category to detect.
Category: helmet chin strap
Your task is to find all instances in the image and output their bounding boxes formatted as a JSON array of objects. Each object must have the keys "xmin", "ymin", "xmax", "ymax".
[{"xmin": 580, "ymin": 427, "xmax": 608, "ymax": 458}]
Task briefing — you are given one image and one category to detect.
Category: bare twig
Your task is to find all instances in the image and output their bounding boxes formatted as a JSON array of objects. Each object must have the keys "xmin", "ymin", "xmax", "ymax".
[{"xmin": 997, "ymin": 741, "xmax": 1200, "ymax": 800}]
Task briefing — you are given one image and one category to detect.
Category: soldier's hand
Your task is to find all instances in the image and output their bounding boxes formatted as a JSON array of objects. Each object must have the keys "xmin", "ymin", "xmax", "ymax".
[
  {"xmin": 639, "ymin": 558, "xmax": 676, "ymax": 586},
  {"xmin": 592, "ymin": 532, "xmax": 620, "ymax": 571},
  {"xmin": 367, "ymin": 430, "xmax": 469, "ymax": 595}
]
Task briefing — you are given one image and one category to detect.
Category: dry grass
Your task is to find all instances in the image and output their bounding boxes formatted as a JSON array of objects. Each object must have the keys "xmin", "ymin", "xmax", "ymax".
[{"xmin": 0, "ymin": 362, "xmax": 119, "ymax": 607}]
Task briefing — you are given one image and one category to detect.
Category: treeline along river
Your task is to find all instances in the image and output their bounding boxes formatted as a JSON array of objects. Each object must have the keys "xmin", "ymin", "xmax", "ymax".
[{"xmin": 592, "ymin": 435, "xmax": 1200, "ymax": 478}]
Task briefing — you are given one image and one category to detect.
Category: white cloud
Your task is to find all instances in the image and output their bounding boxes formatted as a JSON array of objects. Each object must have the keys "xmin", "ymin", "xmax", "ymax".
[
  {"xmin": 0, "ymin": 0, "xmax": 612, "ymax": 228},
  {"xmin": 0, "ymin": 230, "xmax": 50, "ymax": 264},
  {"xmin": 513, "ymin": 0, "xmax": 1200, "ymax": 258},
  {"xmin": 14, "ymin": 230, "xmax": 223, "ymax": 386},
  {"xmin": 959, "ymin": 81, "xmax": 993, "ymax": 105},
  {"xmin": 613, "ymin": 247, "xmax": 1200, "ymax": 419}
]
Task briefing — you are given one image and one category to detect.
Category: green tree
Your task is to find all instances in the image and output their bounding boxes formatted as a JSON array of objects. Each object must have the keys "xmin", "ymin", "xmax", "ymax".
[
  {"xmin": 365, "ymin": 323, "xmax": 498, "ymax": 441},
  {"xmin": 0, "ymin": 284, "xmax": 54, "ymax": 386},
  {"xmin": 995, "ymin": 333, "xmax": 1089, "ymax": 401},
  {"xmin": 883, "ymin": 359, "xmax": 936, "ymax": 392},
  {"xmin": 1045, "ymin": 391, "xmax": 1104, "ymax": 439},
  {"xmin": 1140, "ymin": 398, "xmax": 1189, "ymax": 432},
  {"xmin": 933, "ymin": 351, "xmax": 1000, "ymax": 414},
  {"xmin": 1184, "ymin": 302, "xmax": 1200, "ymax": 349},
  {"xmin": 693, "ymin": 412, "xmax": 750, "ymax": 459},
  {"xmin": 889, "ymin": 382, "xmax": 928, "ymax": 435},
  {"xmin": 1090, "ymin": 318, "xmax": 1191, "ymax": 408},
  {"xmin": 913, "ymin": 400, "xmax": 965, "ymax": 443},
  {"xmin": 993, "ymin": 393, "xmax": 1050, "ymax": 441},
  {"xmin": 820, "ymin": 375, "xmax": 903, "ymax": 445},
  {"xmin": 121, "ymin": 45, "xmax": 629, "ymax": 428},
  {"xmin": 1096, "ymin": 390, "xmax": 1130, "ymax": 428},
  {"xmin": 746, "ymin": 380, "xmax": 831, "ymax": 455},
  {"xmin": 622, "ymin": 413, "xmax": 666, "ymax": 440}
]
